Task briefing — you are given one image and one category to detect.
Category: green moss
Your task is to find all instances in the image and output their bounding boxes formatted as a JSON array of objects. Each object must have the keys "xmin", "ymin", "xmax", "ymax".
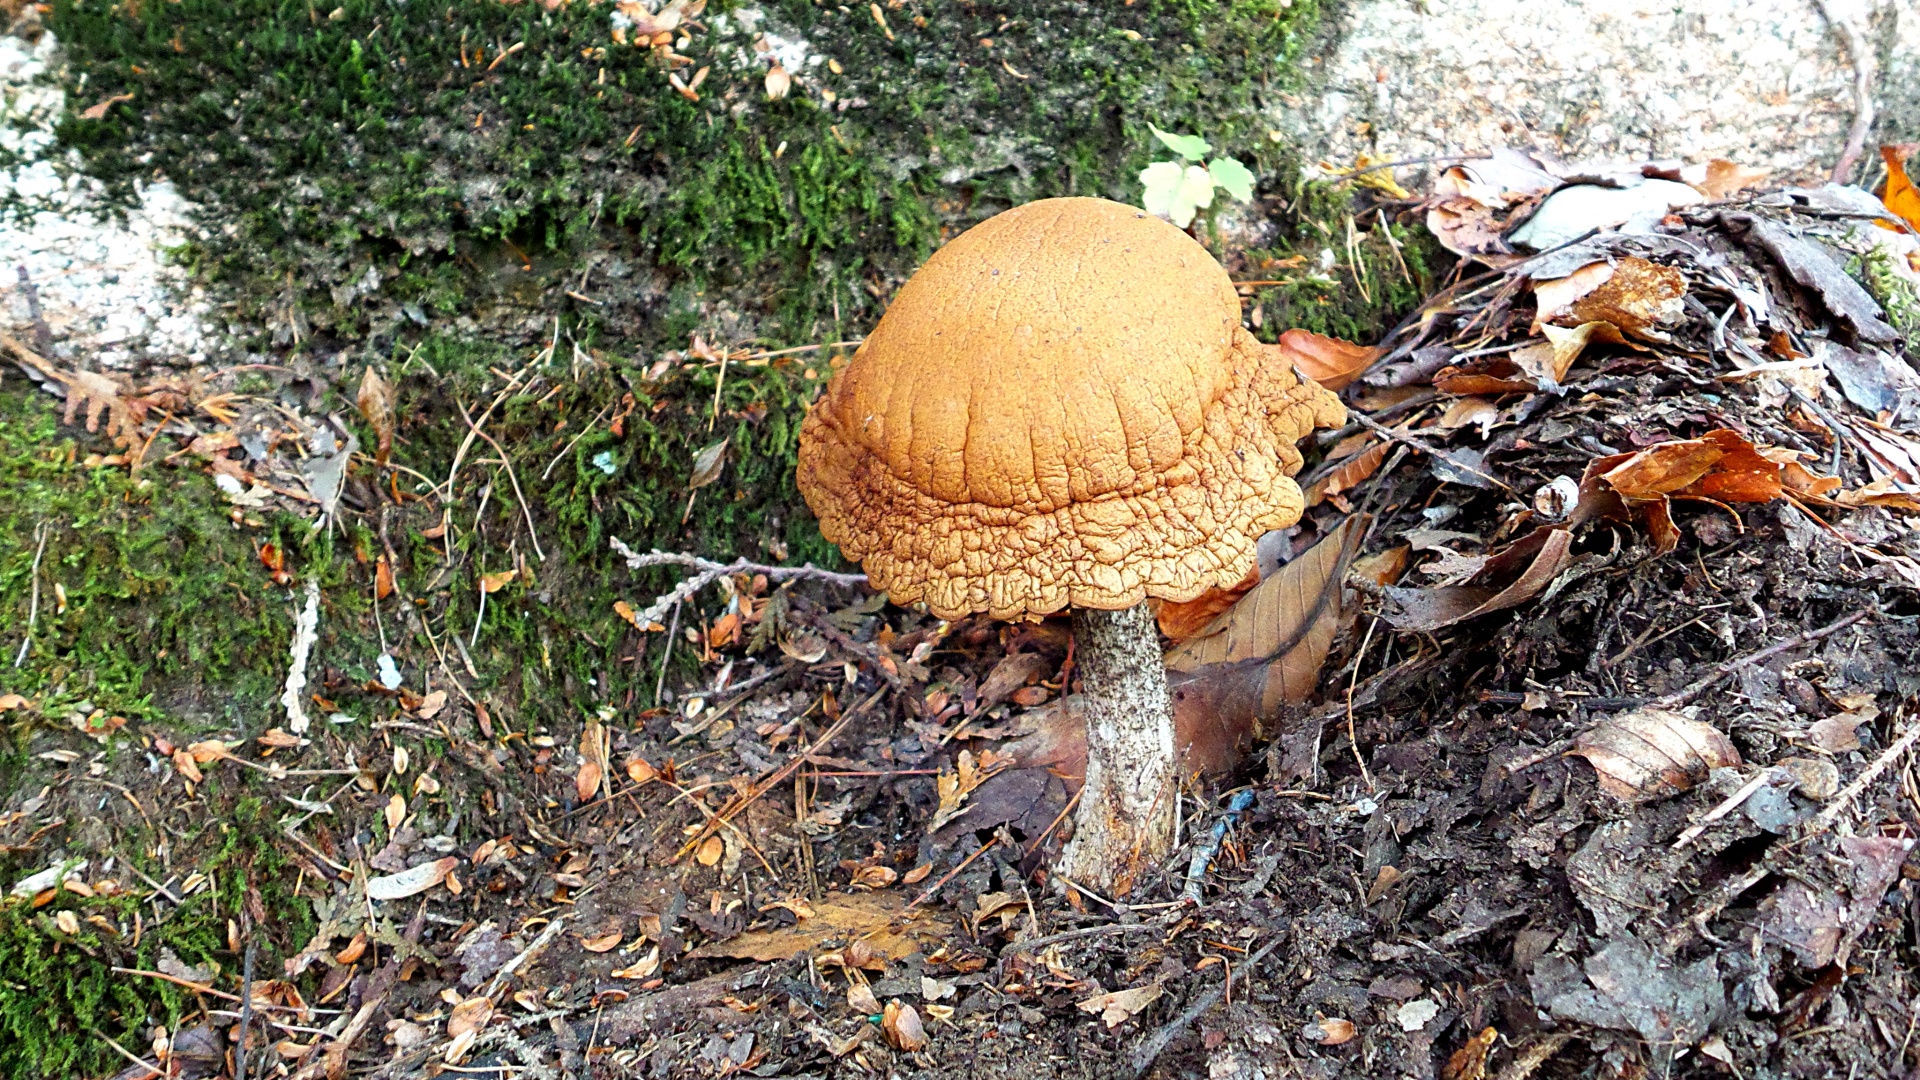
[
  {"xmin": 1860, "ymin": 245, "xmax": 1920, "ymax": 364},
  {"xmin": 0, "ymin": 386, "xmax": 348, "ymax": 724},
  {"xmin": 46, "ymin": 0, "xmax": 1325, "ymax": 350},
  {"xmin": 0, "ymin": 791, "xmax": 311, "ymax": 1080}
]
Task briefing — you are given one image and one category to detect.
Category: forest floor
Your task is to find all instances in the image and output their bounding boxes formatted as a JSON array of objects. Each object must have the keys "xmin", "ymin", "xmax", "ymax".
[{"xmin": 5, "ymin": 3, "xmax": 1920, "ymax": 1080}]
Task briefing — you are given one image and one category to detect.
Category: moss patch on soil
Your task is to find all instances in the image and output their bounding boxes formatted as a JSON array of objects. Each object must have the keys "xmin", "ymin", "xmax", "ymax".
[{"xmin": 47, "ymin": 0, "xmax": 1342, "ymax": 353}]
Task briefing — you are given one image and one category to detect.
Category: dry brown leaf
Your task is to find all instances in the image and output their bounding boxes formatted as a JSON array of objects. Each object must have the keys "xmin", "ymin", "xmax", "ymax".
[
  {"xmin": 414, "ymin": 690, "xmax": 447, "ymax": 720},
  {"xmin": 356, "ymin": 367, "xmax": 396, "ymax": 465},
  {"xmin": 1077, "ymin": 982, "xmax": 1163, "ymax": 1029},
  {"xmin": 384, "ymin": 793, "xmax": 406, "ymax": 832},
  {"xmin": 974, "ymin": 652, "xmax": 1052, "ymax": 712},
  {"xmin": 1442, "ymin": 1026, "xmax": 1500, "ymax": 1080},
  {"xmin": 1567, "ymin": 256, "xmax": 1685, "ymax": 336},
  {"xmin": 577, "ymin": 721, "xmax": 607, "ymax": 803},
  {"xmin": 1878, "ymin": 145, "xmax": 1920, "ymax": 233},
  {"xmin": 1276, "ymin": 328, "xmax": 1378, "ymax": 391},
  {"xmin": 695, "ymin": 835, "xmax": 724, "ymax": 867},
  {"xmin": 1381, "ymin": 526, "xmax": 1572, "ymax": 632},
  {"xmin": 1436, "ymin": 397, "xmax": 1499, "ymax": 432},
  {"xmin": 609, "ymin": 946, "xmax": 661, "ymax": 980},
  {"xmin": 1350, "ymin": 545, "xmax": 1409, "ymax": 587},
  {"xmin": 479, "ymin": 569, "xmax": 518, "ymax": 594},
  {"xmin": 333, "ymin": 933, "xmax": 367, "ymax": 965},
  {"xmin": 1688, "ymin": 159, "xmax": 1770, "ymax": 201},
  {"xmin": 171, "ymin": 749, "xmax": 204, "ymax": 784},
  {"xmin": 929, "ymin": 748, "xmax": 1014, "ymax": 830},
  {"xmin": 850, "ymin": 865, "xmax": 899, "ymax": 890},
  {"xmin": 882, "ymin": 1000, "xmax": 928, "ymax": 1052},
  {"xmin": 580, "ymin": 930, "xmax": 624, "ymax": 953},
  {"xmin": 1314, "ymin": 1018, "xmax": 1358, "ymax": 1045},
  {"xmin": 1574, "ymin": 429, "xmax": 1798, "ymax": 555},
  {"xmin": 902, "ymin": 863, "xmax": 932, "ymax": 885},
  {"xmin": 63, "ymin": 370, "xmax": 142, "ymax": 448},
  {"xmin": 79, "ymin": 92, "xmax": 134, "ymax": 120},
  {"xmin": 1157, "ymin": 564, "xmax": 1260, "ymax": 642},
  {"xmin": 1531, "ymin": 260, "xmax": 1616, "ymax": 330},
  {"xmin": 447, "ymin": 996, "xmax": 493, "ymax": 1041},
  {"xmin": 257, "ymin": 728, "xmax": 302, "ymax": 749},
  {"xmin": 1164, "ymin": 514, "xmax": 1366, "ymax": 772},
  {"xmin": 373, "ymin": 556, "xmax": 396, "ymax": 601},
  {"xmin": 848, "ymin": 981, "xmax": 881, "ymax": 1014},
  {"xmin": 764, "ymin": 63, "xmax": 791, "ymax": 100},
  {"xmin": 186, "ymin": 740, "xmax": 235, "ymax": 764},
  {"xmin": 687, "ymin": 892, "xmax": 950, "ymax": 963},
  {"xmin": 366, "ymin": 857, "xmax": 458, "ymax": 901},
  {"xmin": 1568, "ymin": 708, "xmax": 1740, "ymax": 801},
  {"xmin": 1304, "ymin": 439, "xmax": 1390, "ymax": 509},
  {"xmin": 625, "ymin": 756, "xmax": 660, "ymax": 785}
]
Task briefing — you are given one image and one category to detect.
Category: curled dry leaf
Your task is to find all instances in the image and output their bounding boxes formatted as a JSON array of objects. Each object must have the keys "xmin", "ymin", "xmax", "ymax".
[
  {"xmin": 695, "ymin": 835, "xmax": 725, "ymax": 867},
  {"xmin": 1531, "ymin": 260, "xmax": 1616, "ymax": 330},
  {"xmin": 1313, "ymin": 1017, "xmax": 1358, "ymax": 1045},
  {"xmin": 882, "ymin": 1000, "xmax": 928, "ymax": 1052},
  {"xmin": 610, "ymin": 946, "xmax": 661, "ymax": 980},
  {"xmin": 1442, "ymin": 1026, "xmax": 1500, "ymax": 1080},
  {"xmin": 1381, "ymin": 526, "xmax": 1573, "ymax": 632},
  {"xmin": 447, "ymin": 996, "xmax": 494, "ymax": 1041},
  {"xmin": 1573, "ymin": 428, "xmax": 1810, "ymax": 555},
  {"xmin": 1568, "ymin": 708, "xmax": 1740, "ymax": 802},
  {"xmin": 902, "ymin": 863, "xmax": 933, "ymax": 885},
  {"xmin": 366, "ymin": 857, "xmax": 458, "ymax": 901},
  {"xmin": 414, "ymin": 690, "xmax": 448, "ymax": 720},
  {"xmin": 1276, "ymin": 328, "xmax": 1378, "ymax": 392},
  {"xmin": 356, "ymin": 367, "xmax": 396, "ymax": 465},
  {"xmin": 479, "ymin": 569, "xmax": 518, "ymax": 594},
  {"xmin": 385, "ymin": 793, "xmax": 406, "ymax": 833},
  {"xmin": 172, "ymin": 749, "xmax": 204, "ymax": 784},
  {"xmin": 1564, "ymin": 256, "xmax": 1686, "ymax": 336},
  {"xmin": 850, "ymin": 864, "xmax": 899, "ymax": 890},
  {"xmin": 1077, "ymin": 982, "xmax": 1163, "ymax": 1029},
  {"xmin": 625, "ymin": 756, "xmax": 660, "ymax": 785},
  {"xmin": 1877, "ymin": 145, "xmax": 1920, "ymax": 233},
  {"xmin": 257, "ymin": 728, "xmax": 302, "ymax": 749},
  {"xmin": 1304, "ymin": 439, "xmax": 1390, "ymax": 510},
  {"xmin": 848, "ymin": 981, "xmax": 881, "ymax": 1015},
  {"xmin": 580, "ymin": 930, "xmax": 624, "ymax": 953},
  {"xmin": 1165, "ymin": 514, "xmax": 1366, "ymax": 772}
]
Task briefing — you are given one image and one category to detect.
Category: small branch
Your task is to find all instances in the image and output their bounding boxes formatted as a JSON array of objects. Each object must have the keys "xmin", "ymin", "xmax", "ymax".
[
  {"xmin": 1650, "ymin": 608, "xmax": 1868, "ymax": 709},
  {"xmin": 1128, "ymin": 936, "xmax": 1284, "ymax": 1079},
  {"xmin": 13, "ymin": 521, "xmax": 48, "ymax": 668},
  {"xmin": 1350, "ymin": 412, "xmax": 1515, "ymax": 493},
  {"xmin": 481, "ymin": 915, "xmax": 569, "ymax": 999},
  {"xmin": 609, "ymin": 539, "xmax": 869, "ymax": 629},
  {"xmin": 1812, "ymin": 704, "xmax": 1920, "ymax": 834},
  {"xmin": 90, "ymin": 1029, "xmax": 161, "ymax": 1080},
  {"xmin": 1813, "ymin": 0, "xmax": 1877, "ymax": 184}
]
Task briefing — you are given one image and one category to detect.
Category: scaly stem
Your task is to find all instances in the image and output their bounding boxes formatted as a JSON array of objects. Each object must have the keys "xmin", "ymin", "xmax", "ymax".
[{"xmin": 1057, "ymin": 601, "xmax": 1177, "ymax": 897}]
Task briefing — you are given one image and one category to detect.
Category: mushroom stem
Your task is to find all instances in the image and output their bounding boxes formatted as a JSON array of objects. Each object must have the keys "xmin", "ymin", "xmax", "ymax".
[{"xmin": 1058, "ymin": 600, "xmax": 1178, "ymax": 898}]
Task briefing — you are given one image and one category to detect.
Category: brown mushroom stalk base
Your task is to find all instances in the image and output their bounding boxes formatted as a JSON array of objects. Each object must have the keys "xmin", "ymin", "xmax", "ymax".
[{"xmin": 1057, "ymin": 601, "xmax": 1178, "ymax": 898}]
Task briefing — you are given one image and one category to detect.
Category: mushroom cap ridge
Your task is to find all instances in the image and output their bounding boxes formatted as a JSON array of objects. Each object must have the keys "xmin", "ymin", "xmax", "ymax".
[{"xmin": 797, "ymin": 197, "xmax": 1345, "ymax": 620}]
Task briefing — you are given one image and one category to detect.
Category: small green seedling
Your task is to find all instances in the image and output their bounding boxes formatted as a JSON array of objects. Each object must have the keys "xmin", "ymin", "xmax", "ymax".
[{"xmin": 1139, "ymin": 123, "xmax": 1256, "ymax": 229}]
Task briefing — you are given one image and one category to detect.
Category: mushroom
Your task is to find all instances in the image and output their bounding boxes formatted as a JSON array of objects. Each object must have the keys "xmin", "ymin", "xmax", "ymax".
[{"xmin": 796, "ymin": 197, "xmax": 1344, "ymax": 896}]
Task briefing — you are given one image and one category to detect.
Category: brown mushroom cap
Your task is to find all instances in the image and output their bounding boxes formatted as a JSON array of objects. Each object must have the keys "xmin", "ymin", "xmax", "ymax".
[{"xmin": 797, "ymin": 197, "xmax": 1345, "ymax": 620}]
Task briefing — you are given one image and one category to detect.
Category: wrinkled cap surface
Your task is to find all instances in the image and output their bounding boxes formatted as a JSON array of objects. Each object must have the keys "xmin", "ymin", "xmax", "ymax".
[{"xmin": 797, "ymin": 197, "xmax": 1345, "ymax": 619}]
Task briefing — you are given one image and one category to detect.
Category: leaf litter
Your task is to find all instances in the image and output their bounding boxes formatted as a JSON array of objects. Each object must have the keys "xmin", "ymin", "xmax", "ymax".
[{"xmin": 8, "ymin": 144, "xmax": 1920, "ymax": 1080}]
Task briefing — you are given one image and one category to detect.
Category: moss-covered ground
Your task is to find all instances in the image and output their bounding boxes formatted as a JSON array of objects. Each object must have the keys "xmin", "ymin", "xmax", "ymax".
[{"xmin": 0, "ymin": 1, "xmax": 1451, "ymax": 1073}]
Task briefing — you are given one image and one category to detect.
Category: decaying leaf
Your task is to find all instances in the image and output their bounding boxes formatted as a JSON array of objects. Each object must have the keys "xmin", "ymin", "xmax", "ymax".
[
  {"xmin": 689, "ymin": 435, "xmax": 730, "ymax": 490},
  {"xmin": 929, "ymin": 748, "xmax": 1015, "ymax": 831},
  {"xmin": 1723, "ymin": 213, "xmax": 1901, "ymax": 344},
  {"xmin": 1442, "ymin": 1026, "xmax": 1500, "ymax": 1080},
  {"xmin": 479, "ymin": 569, "xmax": 518, "ymax": 594},
  {"xmin": 1568, "ymin": 708, "xmax": 1740, "ymax": 801},
  {"xmin": 1077, "ymin": 982, "xmax": 1163, "ymax": 1029},
  {"xmin": 171, "ymin": 749, "xmax": 204, "ymax": 784},
  {"xmin": 1312, "ymin": 1017, "xmax": 1358, "ymax": 1045},
  {"xmin": 1424, "ymin": 150, "xmax": 1561, "ymax": 261},
  {"xmin": 882, "ymin": 1000, "xmax": 928, "ymax": 1052},
  {"xmin": 1276, "ymin": 328, "xmax": 1378, "ymax": 391},
  {"xmin": 356, "ymin": 367, "xmax": 396, "ymax": 465},
  {"xmin": 848, "ymin": 981, "xmax": 881, "ymax": 1015},
  {"xmin": 1564, "ymin": 257, "xmax": 1686, "ymax": 336},
  {"xmin": 447, "ymin": 996, "xmax": 493, "ymax": 1041},
  {"xmin": 580, "ymin": 930, "xmax": 624, "ymax": 953},
  {"xmin": 374, "ymin": 557, "xmax": 396, "ymax": 600},
  {"xmin": 610, "ymin": 946, "xmax": 661, "ymax": 980},
  {"xmin": 1573, "ymin": 428, "xmax": 1810, "ymax": 555},
  {"xmin": 625, "ymin": 756, "xmax": 660, "ymax": 785},
  {"xmin": 1531, "ymin": 260, "xmax": 1616, "ymax": 330},
  {"xmin": 1304, "ymin": 438, "xmax": 1391, "ymax": 509},
  {"xmin": 687, "ymin": 892, "xmax": 950, "ymax": 963},
  {"xmin": 849, "ymin": 864, "xmax": 899, "ymax": 890},
  {"xmin": 1381, "ymin": 526, "xmax": 1572, "ymax": 632},
  {"xmin": 366, "ymin": 857, "xmax": 458, "ymax": 901},
  {"xmin": 63, "ymin": 370, "xmax": 142, "ymax": 448},
  {"xmin": 1157, "ymin": 564, "xmax": 1259, "ymax": 642},
  {"xmin": 1879, "ymin": 144, "xmax": 1920, "ymax": 234},
  {"xmin": 1165, "ymin": 516, "xmax": 1366, "ymax": 772}
]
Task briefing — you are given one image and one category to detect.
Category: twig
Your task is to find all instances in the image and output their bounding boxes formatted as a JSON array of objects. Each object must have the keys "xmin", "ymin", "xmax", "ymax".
[
  {"xmin": 1181, "ymin": 789, "xmax": 1257, "ymax": 904},
  {"xmin": 458, "ymin": 400, "xmax": 545, "ymax": 562},
  {"xmin": 1351, "ymin": 412, "xmax": 1515, "ymax": 493},
  {"xmin": 1649, "ymin": 608, "xmax": 1868, "ymax": 709},
  {"xmin": 13, "ymin": 521, "xmax": 48, "ymax": 668},
  {"xmin": 907, "ymin": 836, "xmax": 998, "ymax": 910},
  {"xmin": 673, "ymin": 688, "xmax": 884, "ymax": 863},
  {"xmin": 112, "ymin": 967, "xmax": 246, "ymax": 1002},
  {"xmin": 1813, "ymin": 0, "xmax": 1876, "ymax": 184},
  {"xmin": 236, "ymin": 937, "xmax": 256, "ymax": 1080},
  {"xmin": 655, "ymin": 600, "xmax": 681, "ymax": 707},
  {"xmin": 90, "ymin": 1029, "xmax": 161, "ymax": 1079},
  {"xmin": 482, "ymin": 915, "xmax": 569, "ymax": 999},
  {"xmin": 609, "ymin": 539, "xmax": 868, "ymax": 628},
  {"xmin": 1052, "ymin": 874, "xmax": 1124, "ymax": 913},
  {"xmin": 1673, "ymin": 767, "xmax": 1776, "ymax": 849},
  {"xmin": 1346, "ymin": 616, "xmax": 1380, "ymax": 791},
  {"xmin": 1811, "ymin": 705, "xmax": 1920, "ymax": 834},
  {"xmin": 1000, "ymin": 923, "xmax": 1157, "ymax": 958},
  {"xmin": 1128, "ymin": 936, "xmax": 1284, "ymax": 1079}
]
